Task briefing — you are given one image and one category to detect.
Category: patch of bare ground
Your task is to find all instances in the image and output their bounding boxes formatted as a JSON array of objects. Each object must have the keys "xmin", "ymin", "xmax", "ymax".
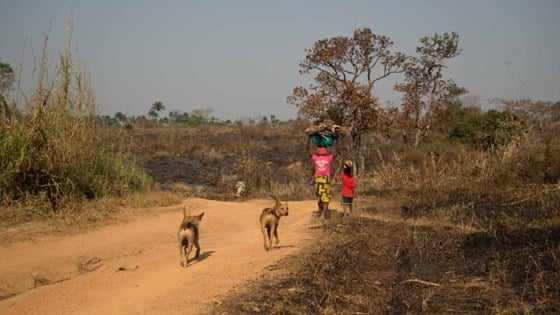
[{"xmin": 212, "ymin": 196, "xmax": 560, "ymax": 314}]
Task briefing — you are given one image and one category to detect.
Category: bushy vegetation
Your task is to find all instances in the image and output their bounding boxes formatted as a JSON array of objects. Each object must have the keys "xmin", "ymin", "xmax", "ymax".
[
  {"xmin": 372, "ymin": 106, "xmax": 560, "ymax": 230},
  {"xmin": 0, "ymin": 28, "xmax": 155, "ymax": 216}
]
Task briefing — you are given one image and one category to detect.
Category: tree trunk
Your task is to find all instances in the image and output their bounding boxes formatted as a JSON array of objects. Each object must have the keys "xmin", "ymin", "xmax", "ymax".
[
  {"xmin": 351, "ymin": 129, "xmax": 363, "ymax": 174},
  {"xmin": 413, "ymin": 128, "xmax": 423, "ymax": 147},
  {"xmin": 352, "ymin": 131, "xmax": 361, "ymax": 149}
]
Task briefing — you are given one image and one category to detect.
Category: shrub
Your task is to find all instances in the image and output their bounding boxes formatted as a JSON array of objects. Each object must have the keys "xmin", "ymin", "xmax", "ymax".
[{"xmin": 0, "ymin": 24, "xmax": 155, "ymax": 213}]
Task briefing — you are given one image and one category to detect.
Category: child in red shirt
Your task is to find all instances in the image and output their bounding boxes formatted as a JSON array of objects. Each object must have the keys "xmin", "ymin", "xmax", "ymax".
[{"xmin": 340, "ymin": 160, "xmax": 356, "ymax": 216}]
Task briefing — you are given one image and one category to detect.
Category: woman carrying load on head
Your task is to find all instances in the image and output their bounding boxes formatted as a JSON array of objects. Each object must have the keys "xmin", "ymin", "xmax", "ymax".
[{"xmin": 306, "ymin": 135, "xmax": 339, "ymax": 219}]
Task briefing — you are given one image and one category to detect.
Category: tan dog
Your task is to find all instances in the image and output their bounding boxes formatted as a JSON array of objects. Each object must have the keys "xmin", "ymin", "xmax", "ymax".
[
  {"xmin": 178, "ymin": 208, "xmax": 204, "ymax": 267},
  {"xmin": 259, "ymin": 196, "xmax": 289, "ymax": 251}
]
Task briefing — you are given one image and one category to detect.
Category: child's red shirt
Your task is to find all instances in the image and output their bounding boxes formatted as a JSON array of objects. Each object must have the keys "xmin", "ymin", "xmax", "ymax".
[{"xmin": 340, "ymin": 172, "xmax": 356, "ymax": 197}]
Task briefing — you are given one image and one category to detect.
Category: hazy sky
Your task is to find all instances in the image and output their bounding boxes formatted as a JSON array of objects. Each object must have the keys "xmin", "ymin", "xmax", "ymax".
[{"xmin": 1, "ymin": 0, "xmax": 559, "ymax": 121}]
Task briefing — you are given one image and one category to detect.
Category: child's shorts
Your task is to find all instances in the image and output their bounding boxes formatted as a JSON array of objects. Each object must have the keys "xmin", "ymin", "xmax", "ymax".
[{"xmin": 341, "ymin": 196, "xmax": 353, "ymax": 205}]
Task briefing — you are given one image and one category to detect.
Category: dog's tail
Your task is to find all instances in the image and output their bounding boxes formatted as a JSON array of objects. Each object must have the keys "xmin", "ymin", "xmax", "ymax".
[{"xmin": 181, "ymin": 207, "xmax": 201, "ymax": 230}]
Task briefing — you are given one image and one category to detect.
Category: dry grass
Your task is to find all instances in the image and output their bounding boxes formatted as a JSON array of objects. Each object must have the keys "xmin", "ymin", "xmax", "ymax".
[
  {"xmin": 120, "ymin": 121, "xmax": 312, "ymax": 201},
  {"xmin": 0, "ymin": 190, "xmax": 182, "ymax": 245},
  {"xmin": 212, "ymin": 197, "xmax": 560, "ymax": 314},
  {"xmin": 371, "ymin": 133, "xmax": 560, "ymax": 231}
]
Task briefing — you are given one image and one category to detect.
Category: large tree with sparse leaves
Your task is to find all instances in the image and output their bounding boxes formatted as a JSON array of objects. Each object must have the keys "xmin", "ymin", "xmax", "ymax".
[{"xmin": 287, "ymin": 28, "xmax": 409, "ymax": 152}]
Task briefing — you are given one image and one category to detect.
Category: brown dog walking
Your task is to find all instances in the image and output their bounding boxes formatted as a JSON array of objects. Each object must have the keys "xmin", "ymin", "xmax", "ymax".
[
  {"xmin": 259, "ymin": 196, "xmax": 289, "ymax": 251},
  {"xmin": 178, "ymin": 208, "xmax": 205, "ymax": 267}
]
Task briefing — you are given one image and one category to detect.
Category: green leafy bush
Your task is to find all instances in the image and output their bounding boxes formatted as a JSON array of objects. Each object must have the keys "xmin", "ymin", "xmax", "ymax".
[{"xmin": 0, "ymin": 28, "xmax": 155, "ymax": 213}]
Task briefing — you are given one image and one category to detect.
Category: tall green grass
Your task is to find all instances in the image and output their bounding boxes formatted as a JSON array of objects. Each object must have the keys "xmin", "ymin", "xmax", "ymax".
[{"xmin": 0, "ymin": 22, "xmax": 155, "ymax": 213}]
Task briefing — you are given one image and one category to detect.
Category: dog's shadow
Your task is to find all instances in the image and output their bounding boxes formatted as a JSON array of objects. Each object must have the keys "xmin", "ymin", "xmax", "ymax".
[
  {"xmin": 273, "ymin": 245, "xmax": 294, "ymax": 249},
  {"xmin": 186, "ymin": 250, "xmax": 215, "ymax": 265}
]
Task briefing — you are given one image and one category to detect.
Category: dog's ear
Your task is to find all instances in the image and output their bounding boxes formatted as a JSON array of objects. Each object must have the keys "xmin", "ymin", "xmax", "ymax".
[
  {"xmin": 271, "ymin": 196, "xmax": 282, "ymax": 207},
  {"xmin": 198, "ymin": 212, "xmax": 205, "ymax": 221}
]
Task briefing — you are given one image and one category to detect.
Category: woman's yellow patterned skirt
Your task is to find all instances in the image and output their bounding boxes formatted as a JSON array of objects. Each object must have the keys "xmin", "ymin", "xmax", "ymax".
[{"xmin": 314, "ymin": 175, "xmax": 331, "ymax": 202}]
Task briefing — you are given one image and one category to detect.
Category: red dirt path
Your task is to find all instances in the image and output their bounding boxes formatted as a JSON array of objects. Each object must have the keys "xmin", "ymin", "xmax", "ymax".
[{"xmin": 0, "ymin": 198, "xmax": 319, "ymax": 314}]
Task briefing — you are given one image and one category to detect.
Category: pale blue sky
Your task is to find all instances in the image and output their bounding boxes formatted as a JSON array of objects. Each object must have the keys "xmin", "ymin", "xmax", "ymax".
[{"xmin": 1, "ymin": 0, "xmax": 559, "ymax": 121}]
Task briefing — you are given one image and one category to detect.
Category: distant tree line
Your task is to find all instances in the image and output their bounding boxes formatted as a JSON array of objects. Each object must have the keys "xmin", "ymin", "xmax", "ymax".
[{"xmin": 98, "ymin": 101, "xmax": 284, "ymax": 127}]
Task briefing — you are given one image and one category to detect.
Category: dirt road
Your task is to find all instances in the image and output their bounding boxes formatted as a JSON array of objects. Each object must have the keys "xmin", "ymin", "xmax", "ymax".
[{"xmin": 0, "ymin": 198, "xmax": 319, "ymax": 314}]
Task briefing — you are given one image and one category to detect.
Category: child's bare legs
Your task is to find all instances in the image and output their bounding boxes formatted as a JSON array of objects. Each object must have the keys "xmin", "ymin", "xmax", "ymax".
[{"xmin": 342, "ymin": 204, "xmax": 353, "ymax": 216}]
